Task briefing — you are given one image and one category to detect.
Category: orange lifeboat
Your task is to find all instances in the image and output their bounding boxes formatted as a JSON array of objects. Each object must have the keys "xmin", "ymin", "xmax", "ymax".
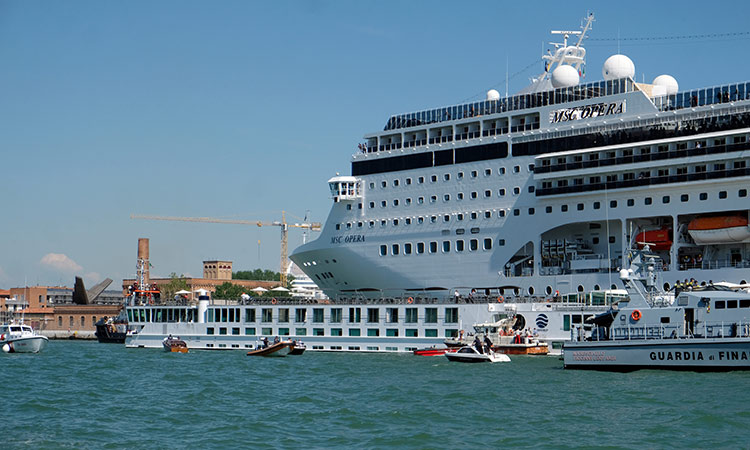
[
  {"xmin": 634, "ymin": 228, "xmax": 672, "ymax": 251},
  {"xmin": 688, "ymin": 215, "xmax": 750, "ymax": 244}
]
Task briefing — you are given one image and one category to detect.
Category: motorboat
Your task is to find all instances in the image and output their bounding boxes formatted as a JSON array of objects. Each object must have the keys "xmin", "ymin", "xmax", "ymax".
[
  {"xmin": 246, "ymin": 339, "xmax": 295, "ymax": 357},
  {"xmin": 288, "ymin": 341, "xmax": 306, "ymax": 355},
  {"xmin": 413, "ymin": 346, "xmax": 457, "ymax": 356},
  {"xmin": 95, "ymin": 314, "xmax": 128, "ymax": 344},
  {"xmin": 0, "ymin": 323, "xmax": 49, "ymax": 354},
  {"xmin": 162, "ymin": 335, "xmax": 188, "ymax": 353},
  {"xmin": 444, "ymin": 346, "xmax": 510, "ymax": 363}
]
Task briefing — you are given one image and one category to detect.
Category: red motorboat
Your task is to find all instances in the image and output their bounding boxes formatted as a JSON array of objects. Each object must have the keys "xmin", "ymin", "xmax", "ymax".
[{"xmin": 413, "ymin": 347, "xmax": 457, "ymax": 356}]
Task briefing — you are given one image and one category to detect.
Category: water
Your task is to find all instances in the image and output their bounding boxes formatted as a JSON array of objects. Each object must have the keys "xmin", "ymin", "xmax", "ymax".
[{"xmin": 3, "ymin": 341, "xmax": 750, "ymax": 449}]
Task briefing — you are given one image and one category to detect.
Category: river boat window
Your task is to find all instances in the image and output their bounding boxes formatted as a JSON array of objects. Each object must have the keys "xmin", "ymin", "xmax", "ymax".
[
  {"xmin": 719, "ymin": 191, "xmax": 728, "ymax": 199},
  {"xmin": 513, "ymin": 187, "xmax": 521, "ymax": 195},
  {"xmin": 367, "ymin": 329, "xmax": 379, "ymax": 336},
  {"xmin": 348, "ymin": 307, "xmax": 361, "ymax": 323},
  {"xmin": 444, "ymin": 173, "xmax": 450, "ymax": 181},
  {"xmin": 425, "ymin": 308, "xmax": 438, "ymax": 323},
  {"xmin": 593, "ymin": 201, "xmax": 601, "ymax": 209},
  {"xmin": 645, "ymin": 197, "xmax": 652, "ymax": 205},
  {"xmin": 369, "ymin": 182, "xmax": 375, "ymax": 189},
  {"xmin": 740, "ymin": 299, "xmax": 750, "ymax": 308},
  {"xmin": 484, "ymin": 190, "xmax": 491, "ymax": 198},
  {"xmin": 470, "ymin": 239, "xmax": 478, "ymax": 251},
  {"xmin": 262, "ymin": 309, "xmax": 272, "ymax": 322},
  {"xmin": 470, "ymin": 212, "xmax": 478, "ymax": 220},
  {"xmin": 662, "ymin": 195, "xmax": 670, "ymax": 204},
  {"xmin": 207, "ymin": 327, "xmax": 214, "ymax": 335},
  {"xmin": 245, "ymin": 327, "xmax": 255, "ymax": 335},
  {"xmin": 445, "ymin": 307, "xmax": 459, "ymax": 323},
  {"xmin": 278, "ymin": 309, "xmax": 289, "ymax": 323},
  {"xmin": 386, "ymin": 329, "xmax": 398, "ymax": 337},
  {"xmin": 457, "ymin": 171, "xmax": 464, "ymax": 179},
  {"xmin": 471, "ymin": 170, "xmax": 478, "ymax": 178},
  {"xmin": 716, "ymin": 300, "xmax": 726, "ymax": 309},
  {"xmin": 405, "ymin": 308, "xmax": 418, "ymax": 323},
  {"xmin": 393, "ymin": 199, "xmax": 399, "ymax": 207},
  {"xmin": 728, "ymin": 300, "xmax": 738, "ymax": 308},
  {"xmin": 380, "ymin": 201, "xmax": 386, "ymax": 208},
  {"xmin": 387, "ymin": 308, "xmax": 399, "ymax": 323},
  {"xmin": 610, "ymin": 200, "xmax": 617, "ymax": 208},
  {"xmin": 404, "ymin": 243, "xmax": 412, "ymax": 254},
  {"xmin": 680, "ymin": 194, "xmax": 689, "ymax": 202},
  {"xmin": 367, "ymin": 308, "xmax": 379, "ymax": 323},
  {"xmin": 545, "ymin": 206, "xmax": 552, "ymax": 213},
  {"xmin": 296, "ymin": 328, "xmax": 307, "ymax": 336},
  {"xmin": 335, "ymin": 224, "xmax": 340, "ymax": 230},
  {"xmin": 528, "ymin": 208, "xmax": 535, "ymax": 215},
  {"xmin": 331, "ymin": 328, "xmax": 342, "ymax": 336},
  {"xmin": 313, "ymin": 328, "xmax": 324, "ymax": 336},
  {"xmin": 445, "ymin": 329, "xmax": 458, "ymax": 338},
  {"xmin": 425, "ymin": 329, "xmax": 438, "ymax": 337},
  {"xmin": 405, "ymin": 329, "xmax": 418, "ymax": 337},
  {"xmin": 232, "ymin": 327, "xmax": 240, "ymax": 335},
  {"xmin": 485, "ymin": 211, "xmax": 492, "ymax": 218},
  {"xmin": 499, "ymin": 210, "xmax": 506, "ymax": 218},
  {"xmin": 628, "ymin": 199, "xmax": 635, "ymax": 207},
  {"xmin": 405, "ymin": 177, "xmax": 412, "ymax": 185},
  {"xmin": 430, "ymin": 195, "xmax": 437, "ymax": 203},
  {"xmin": 418, "ymin": 176, "xmax": 424, "ymax": 184},
  {"xmin": 349, "ymin": 329, "xmax": 361, "ymax": 336},
  {"xmin": 561, "ymin": 205, "xmax": 568, "ymax": 212},
  {"xmin": 393, "ymin": 179, "xmax": 399, "ymax": 187},
  {"xmin": 261, "ymin": 327, "xmax": 272, "ymax": 335},
  {"xmin": 313, "ymin": 309, "xmax": 324, "ymax": 323},
  {"xmin": 295, "ymin": 308, "xmax": 307, "ymax": 323}
]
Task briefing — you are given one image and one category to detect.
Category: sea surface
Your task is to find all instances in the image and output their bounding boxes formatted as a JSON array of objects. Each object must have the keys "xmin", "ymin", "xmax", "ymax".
[{"xmin": 3, "ymin": 341, "xmax": 750, "ymax": 449}]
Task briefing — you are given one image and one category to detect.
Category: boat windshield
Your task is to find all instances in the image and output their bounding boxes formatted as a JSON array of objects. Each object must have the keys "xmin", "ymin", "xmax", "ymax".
[{"xmin": 10, "ymin": 326, "xmax": 22, "ymax": 332}]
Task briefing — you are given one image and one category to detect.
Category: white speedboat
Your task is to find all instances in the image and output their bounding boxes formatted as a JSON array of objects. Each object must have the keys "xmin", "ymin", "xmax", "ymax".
[
  {"xmin": 0, "ymin": 323, "xmax": 49, "ymax": 353},
  {"xmin": 445, "ymin": 345, "xmax": 510, "ymax": 363}
]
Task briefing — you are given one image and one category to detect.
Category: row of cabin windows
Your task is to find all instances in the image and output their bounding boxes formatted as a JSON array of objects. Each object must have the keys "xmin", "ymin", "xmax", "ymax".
[
  {"xmin": 238, "ymin": 307, "xmax": 458, "ymax": 324},
  {"xmin": 537, "ymin": 135, "xmax": 748, "ymax": 167},
  {"xmin": 541, "ymin": 160, "xmax": 748, "ymax": 189},
  {"xmin": 226, "ymin": 327, "xmax": 458, "ymax": 338},
  {"xmin": 714, "ymin": 299, "xmax": 750, "ymax": 309},
  {"xmin": 379, "ymin": 238, "xmax": 504, "ymax": 256},
  {"xmin": 542, "ymin": 188, "xmax": 748, "ymax": 214},
  {"xmin": 366, "ymin": 186, "xmax": 529, "ymax": 210},
  {"xmin": 370, "ymin": 165, "xmax": 532, "ymax": 190}
]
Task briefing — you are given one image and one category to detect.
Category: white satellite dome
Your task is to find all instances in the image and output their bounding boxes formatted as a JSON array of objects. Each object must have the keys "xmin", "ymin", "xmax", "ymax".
[
  {"xmin": 602, "ymin": 54, "xmax": 635, "ymax": 80},
  {"xmin": 652, "ymin": 74, "xmax": 679, "ymax": 95},
  {"xmin": 550, "ymin": 65, "xmax": 579, "ymax": 89},
  {"xmin": 486, "ymin": 89, "xmax": 500, "ymax": 101}
]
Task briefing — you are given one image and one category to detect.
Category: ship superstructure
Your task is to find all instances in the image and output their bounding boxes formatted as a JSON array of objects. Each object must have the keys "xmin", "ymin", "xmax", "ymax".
[{"xmin": 291, "ymin": 14, "xmax": 750, "ymax": 300}]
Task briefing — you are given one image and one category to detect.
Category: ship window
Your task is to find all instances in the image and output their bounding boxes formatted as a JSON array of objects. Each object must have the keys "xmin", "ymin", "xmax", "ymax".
[
  {"xmin": 545, "ymin": 206, "xmax": 552, "ymax": 213},
  {"xmin": 393, "ymin": 199, "xmax": 399, "ymax": 206},
  {"xmin": 429, "ymin": 242, "xmax": 438, "ymax": 253},
  {"xmin": 513, "ymin": 187, "xmax": 520, "ymax": 195},
  {"xmin": 457, "ymin": 171, "xmax": 464, "ymax": 179},
  {"xmin": 369, "ymin": 182, "xmax": 375, "ymax": 189},
  {"xmin": 728, "ymin": 300, "xmax": 738, "ymax": 308},
  {"xmin": 381, "ymin": 219, "xmax": 386, "ymax": 227},
  {"xmin": 418, "ymin": 217, "xmax": 424, "ymax": 224},
  {"xmin": 379, "ymin": 245, "xmax": 387, "ymax": 256},
  {"xmin": 431, "ymin": 175, "xmax": 437, "ymax": 182},
  {"xmin": 346, "ymin": 204, "xmax": 352, "ymax": 210},
  {"xmin": 430, "ymin": 216, "xmax": 437, "ymax": 223},
  {"xmin": 445, "ymin": 307, "xmax": 459, "ymax": 323},
  {"xmin": 484, "ymin": 190, "xmax": 491, "ymax": 198},
  {"xmin": 645, "ymin": 197, "xmax": 652, "ymax": 205},
  {"xmin": 484, "ymin": 238, "xmax": 492, "ymax": 250},
  {"xmin": 369, "ymin": 201, "xmax": 375, "ymax": 208},
  {"xmin": 335, "ymin": 224, "xmax": 341, "ymax": 230},
  {"xmin": 528, "ymin": 207, "xmax": 535, "ymax": 215},
  {"xmin": 444, "ymin": 194, "xmax": 450, "ymax": 202},
  {"xmin": 430, "ymin": 195, "xmax": 437, "ymax": 203},
  {"xmin": 457, "ymin": 213, "xmax": 464, "ymax": 220},
  {"xmin": 740, "ymin": 189, "xmax": 748, "ymax": 197},
  {"xmin": 406, "ymin": 177, "xmax": 412, "ymax": 185},
  {"xmin": 405, "ymin": 198, "xmax": 412, "ymax": 205},
  {"xmin": 392, "ymin": 244, "xmax": 399, "ymax": 255},
  {"xmin": 404, "ymin": 243, "xmax": 412, "ymax": 254},
  {"xmin": 456, "ymin": 240, "xmax": 465, "ymax": 252},
  {"xmin": 469, "ymin": 239, "xmax": 478, "ymax": 251},
  {"xmin": 740, "ymin": 299, "xmax": 750, "ymax": 308},
  {"xmin": 393, "ymin": 219, "xmax": 399, "ymax": 226},
  {"xmin": 471, "ymin": 212, "xmax": 478, "ymax": 220},
  {"xmin": 485, "ymin": 168, "xmax": 492, "ymax": 176},
  {"xmin": 346, "ymin": 223, "xmax": 352, "ymax": 229},
  {"xmin": 418, "ymin": 176, "xmax": 425, "ymax": 184},
  {"xmin": 381, "ymin": 200, "xmax": 386, "ymax": 208},
  {"xmin": 471, "ymin": 191, "xmax": 478, "ymax": 199},
  {"xmin": 662, "ymin": 196, "xmax": 670, "ymax": 204},
  {"xmin": 681, "ymin": 194, "xmax": 689, "ymax": 202},
  {"xmin": 471, "ymin": 170, "xmax": 478, "ymax": 178},
  {"xmin": 444, "ymin": 173, "xmax": 450, "ymax": 181},
  {"xmin": 245, "ymin": 327, "xmax": 256, "ymax": 335},
  {"xmin": 498, "ymin": 239, "xmax": 505, "ymax": 246},
  {"xmin": 418, "ymin": 196, "xmax": 424, "ymax": 204},
  {"xmin": 610, "ymin": 200, "xmax": 618, "ymax": 208},
  {"xmin": 719, "ymin": 191, "xmax": 728, "ymax": 199},
  {"xmin": 561, "ymin": 205, "xmax": 568, "ymax": 212},
  {"xmin": 577, "ymin": 203, "xmax": 584, "ymax": 211},
  {"xmin": 381, "ymin": 181, "xmax": 387, "ymax": 188},
  {"xmin": 715, "ymin": 300, "xmax": 726, "ymax": 309},
  {"xmin": 513, "ymin": 165, "xmax": 520, "ymax": 173},
  {"xmin": 444, "ymin": 215, "xmax": 450, "ymax": 222},
  {"xmin": 405, "ymin": 218, "xmax": 411, "ymax": 225},
  {"xmin": 498, "ymin": 167, "xmax": 506, "ymax": 175},
  {"xmin": 609, "ymin": 236, "xmax": 616, "ymax": 244},
  {"xmin": 499, "ymin": 188, "xmax": 506, "ymax": 196},
  {"xmin": 528, "ymin": 186, "xmax": 535, "ymax": 193},
  {"xmin": 393, "ymin": 179, "xmax": 399, "ymax": 187},
  {"xmin": 417, "ymin": 242, "xmax": 425, "ymax": 254},
  {"xmin": 513, "ymin": 209, "xmax": 520, "ymax": 216},
  {"xmin": 425, "ymin": 308, "xmax": 438, "ymax": 323},
  {"xmin": 627, "ymin": 199, "xmax": 635, "ymax": 207},
  {"xmin": 443, "ymin": 241, "xmax": 451, "ymax": 253},
  {"xmin": 457, "ymin": 192, "xmax": 464, "ymax": 200},
  {"xmin": 499, "ymin": 210, "xmax": 506, "ymax": 217},
  {"xmin": 592, "ymin": 237, "xmax": 600, "ymax": 244},
  {"xmin": 593, "ymin": 201, "xmax": 601, "ymax": 209}
]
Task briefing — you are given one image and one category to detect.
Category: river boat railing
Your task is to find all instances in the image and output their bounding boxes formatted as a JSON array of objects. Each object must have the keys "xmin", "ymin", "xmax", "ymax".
[{"xmin": 588, "ymin": 320, "xmax": 750, "ymax": 342}]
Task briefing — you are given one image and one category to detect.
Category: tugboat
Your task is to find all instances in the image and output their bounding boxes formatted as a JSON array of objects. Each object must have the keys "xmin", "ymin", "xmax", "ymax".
[
  {"xmin": 0, "ymin": 322, "xmax": 49, "ymax": 354},
  {"xmin": 564, "ymin": 246, "xmax": 750, "ymax": 371}
]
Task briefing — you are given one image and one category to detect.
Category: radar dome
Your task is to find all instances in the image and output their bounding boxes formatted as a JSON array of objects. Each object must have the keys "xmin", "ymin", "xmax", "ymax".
[
  {"xmin": 602, "ymin": 54, "xmax": 635, "ymax": 80},
  {"xmin": 550, "ymin": 65, "xmax": 579, "ymax": 89},
  {"xmin": 652, "ymin": 74, "xmax": 679, "ymax": 95},
  {"xmin": 486, "ymin": 89, "xmax": 500, "ymax": 101}
]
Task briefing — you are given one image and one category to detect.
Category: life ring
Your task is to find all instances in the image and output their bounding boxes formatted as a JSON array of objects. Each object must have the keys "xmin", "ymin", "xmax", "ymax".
[
  {"xmin": 631, "ymin": 310, "xmax": 642, "ymax": 321},
  {"xmin": 407, "ymin": 297, "xmax": 414, "ymax": 304},
  {"xmin": 271, "ymin": 298, "xmax": 277, "ymax": 305},
  {"xmin": 497, "ymin": 296, "xmax": 504, "ymax": 303}
]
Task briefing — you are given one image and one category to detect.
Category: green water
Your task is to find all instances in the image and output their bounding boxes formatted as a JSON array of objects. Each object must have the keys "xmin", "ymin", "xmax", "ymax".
[{"xmin": 2, "ymin": 341, "xmax": 749, "ymax": 449}]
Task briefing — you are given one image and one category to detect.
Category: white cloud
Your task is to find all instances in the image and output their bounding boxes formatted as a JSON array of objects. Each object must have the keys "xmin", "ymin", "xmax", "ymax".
[{"xmin": 40, "ymin": 253, "xmax": 83, "ymax": 273}]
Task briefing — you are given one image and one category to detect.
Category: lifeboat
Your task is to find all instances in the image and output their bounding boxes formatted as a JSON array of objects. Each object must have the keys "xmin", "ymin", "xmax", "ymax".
[
  {"xmin": 634, "ymin": 228, "xmax": 672, "ymax": 251},
  {"xmin": 687, "ymin": 215, "xmax": 750, "ymax": 244}
]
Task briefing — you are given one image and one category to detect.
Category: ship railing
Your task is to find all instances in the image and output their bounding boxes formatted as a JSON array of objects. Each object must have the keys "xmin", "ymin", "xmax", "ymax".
[
  {"xmin": 653, "ymin": 80, "xmax": 750, "ymax": 112},
  {"xmin": 606, "ymin": 320, "xmax": 750, "ymax": 341}
]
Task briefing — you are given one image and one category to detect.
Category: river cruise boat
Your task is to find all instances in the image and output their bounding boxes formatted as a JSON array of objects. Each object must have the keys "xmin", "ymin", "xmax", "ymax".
[
  {"xmin": 0, "ymin": 322, "xmax": 49, "ymax": 354},
  {"xmin": 564, "ymin": 247, "xmax": 750, "ymax": 371},
  {"xmin": 289, "ymin": 13, "xmax": 750, "ymax": 310}
]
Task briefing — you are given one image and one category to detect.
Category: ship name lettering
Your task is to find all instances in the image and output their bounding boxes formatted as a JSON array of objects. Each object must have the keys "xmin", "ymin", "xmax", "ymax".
[
  {"xmin": 331, "ymin": 235, "xmax": 366, "ymax": 245},
  {"xmin": 717, "ymin": 351, "xmax": 749, "ymax": 361},
  {"xmin": 650, "ymin": 351, "xmax": 705, "ymax": 361},
  {"xmin": 549, "ymin": 100, "xmax": 625, "ymax": 124}
]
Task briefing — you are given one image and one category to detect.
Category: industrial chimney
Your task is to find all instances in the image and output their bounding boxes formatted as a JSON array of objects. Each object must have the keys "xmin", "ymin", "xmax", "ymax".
[{"xmin": 138, "ymin": 238, "xmax": 150, "ymax": 286}]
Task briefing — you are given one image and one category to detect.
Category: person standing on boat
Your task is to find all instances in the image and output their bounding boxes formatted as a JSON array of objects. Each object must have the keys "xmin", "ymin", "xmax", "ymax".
[
  {"xmin": 473, "ymin": 335, "xmax": 483, "ymax": 354},
  {"xmin": 483, "ymin": 334, "xmax": 493, "ymax": 353}
]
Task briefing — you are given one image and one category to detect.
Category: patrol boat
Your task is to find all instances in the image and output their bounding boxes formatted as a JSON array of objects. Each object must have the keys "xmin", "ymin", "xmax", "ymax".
[{"xmin": 563, "ymin": 247, "xmax": 750, "ymax": 371}]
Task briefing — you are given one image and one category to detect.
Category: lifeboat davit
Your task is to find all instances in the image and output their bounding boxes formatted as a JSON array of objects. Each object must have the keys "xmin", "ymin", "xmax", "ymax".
[
  {"xmin": 687, "ymin": 215, "xmax": 750, "ymax": 244},
  {"xmin": 634, "ymin": 229, "xmax": 672, "ymax": 251}
]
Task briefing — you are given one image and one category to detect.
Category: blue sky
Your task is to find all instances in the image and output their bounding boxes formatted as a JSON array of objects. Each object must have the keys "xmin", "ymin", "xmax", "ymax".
[{"xmin": 2, "ymin": 0, "xmax": 749, "ymax": 288}]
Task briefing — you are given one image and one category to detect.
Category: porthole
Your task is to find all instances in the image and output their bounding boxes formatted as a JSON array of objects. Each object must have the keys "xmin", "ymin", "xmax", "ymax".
[
  {"xmin": 577, "ymin": 285, "xmax": 584, "ymax": 292},
  {"xmin": 528, "ymin": 286, "xmax": 535, "ymax": 295},
  {"xmin": 594, "ymin": 285, "xmax": 600, "ymax": 291},
  {"xmin": 545, "ymin": 286, "xmax": 552, "ymax": 295}
]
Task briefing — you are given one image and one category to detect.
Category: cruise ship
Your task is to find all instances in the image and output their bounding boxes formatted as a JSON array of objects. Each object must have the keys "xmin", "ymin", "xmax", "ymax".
[{"xmin": 290, "ymin": 14, "xmax": 750, "ymax": 301}]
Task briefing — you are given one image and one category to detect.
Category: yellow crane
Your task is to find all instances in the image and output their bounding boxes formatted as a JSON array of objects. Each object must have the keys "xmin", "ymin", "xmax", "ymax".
[{"xmin": 130, "ymin": 212, "xmax": 321, "ymax": 287}]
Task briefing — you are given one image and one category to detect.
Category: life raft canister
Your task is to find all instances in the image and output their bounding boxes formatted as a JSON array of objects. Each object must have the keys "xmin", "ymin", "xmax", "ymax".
[{"xmin": 631, "ymin": 310, "xmax": 642, "ymax": 321}]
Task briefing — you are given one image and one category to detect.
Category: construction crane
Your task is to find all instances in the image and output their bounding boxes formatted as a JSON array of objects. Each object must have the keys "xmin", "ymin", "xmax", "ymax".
[{"xmin": 130, "ymin": 212, "xmax": 321, "ymax": 287}]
